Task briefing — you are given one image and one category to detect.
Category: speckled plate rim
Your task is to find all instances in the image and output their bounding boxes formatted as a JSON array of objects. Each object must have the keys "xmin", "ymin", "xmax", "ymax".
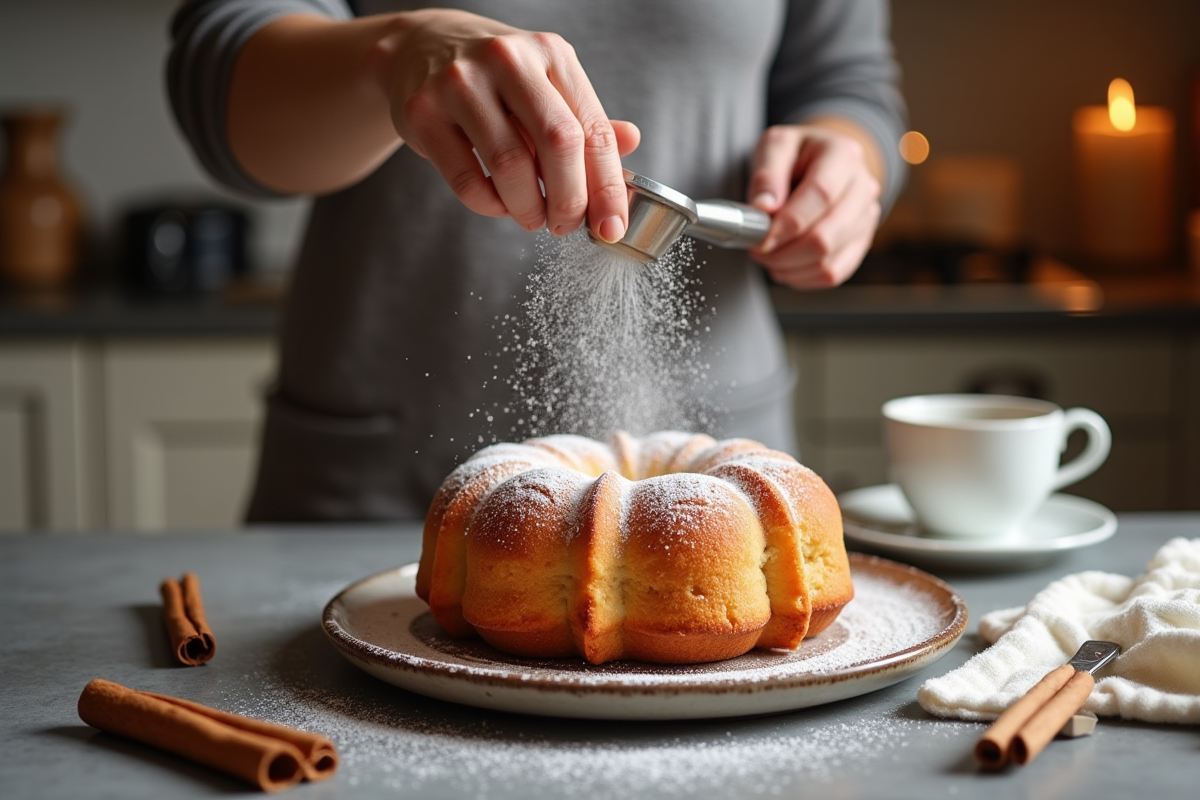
[{"xmin": 321, "ymin": 554, "xmax": 968, "ymax": 720}]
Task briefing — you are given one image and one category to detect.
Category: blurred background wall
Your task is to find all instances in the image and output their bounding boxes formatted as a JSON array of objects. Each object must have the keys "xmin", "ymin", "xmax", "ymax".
[
  {"xmin": 1, "ymin": 0, "xmax": 1197, "ymax": 270},
  {"xmin": 2, "ymin": 1, "xmax": 1197, "ymax": 531},
  {"xmin": 0, "ymin": 0, "xmax": 308, "ymax": 274},
  {"xmin": 893, "ymin": 0, "xmax": 1199, "ymax": 258}
]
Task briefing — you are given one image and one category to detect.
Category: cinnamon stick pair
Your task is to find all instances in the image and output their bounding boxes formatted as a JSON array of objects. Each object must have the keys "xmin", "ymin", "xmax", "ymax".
[
  {"xmin": 975, "ymin": 664, "xmax": 1097, "ymax": 768},
  {"xmin": 78, "ymin": 679, "xmax": 338, "ymax": 792},
  {"xmin": 161, "ymin": 573, "xmax": 216, "ymax": 666}
]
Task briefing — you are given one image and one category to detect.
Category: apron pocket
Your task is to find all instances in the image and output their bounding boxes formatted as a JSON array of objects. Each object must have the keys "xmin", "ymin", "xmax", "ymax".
[{"xmin": 245, "ymin": 389, "xmax": 418, "ymax": 522}]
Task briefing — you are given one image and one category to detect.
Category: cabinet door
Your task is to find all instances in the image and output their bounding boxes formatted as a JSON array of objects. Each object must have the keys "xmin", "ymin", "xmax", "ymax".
[
  {"xmin": 103, "ymin": 339, "xmax": 274, "ymax": 531},
  {"xmin": 0, "ymin": 341, "xmax": 96, "ymax": 531}
]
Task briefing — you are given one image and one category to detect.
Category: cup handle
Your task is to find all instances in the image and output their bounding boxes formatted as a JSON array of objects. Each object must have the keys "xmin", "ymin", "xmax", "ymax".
[{"xmin": 1051, "ymin": 408, "xmax": 1112, "ymax": 491}]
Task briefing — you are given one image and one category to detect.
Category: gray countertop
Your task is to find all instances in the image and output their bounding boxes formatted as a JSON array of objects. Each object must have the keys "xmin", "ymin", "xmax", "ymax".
[
  {"xmin": 2, "ymin": 516, "xmax": 1198, "ymax": 799},
  {"xmin": 770, "ymin": 272, "xmax": 1200, "ymax": 333},
  {"xmin": 3, "ymin": 269, "xmax": 1198, "ymax": 338},
  {"xmin": 0, "ymin": 287, "xmax": 280, "ymax": 337}
]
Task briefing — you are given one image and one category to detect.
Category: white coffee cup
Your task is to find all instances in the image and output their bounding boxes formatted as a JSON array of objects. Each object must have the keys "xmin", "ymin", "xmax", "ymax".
[{"xmin": 882, "ymin": 394, "xmax": 1111, "ymax": 539}]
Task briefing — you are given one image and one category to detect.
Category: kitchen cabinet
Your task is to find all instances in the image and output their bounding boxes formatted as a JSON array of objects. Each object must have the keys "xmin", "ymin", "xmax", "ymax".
[
  {"xmin": 2, "ymin": 281, "xmax": 1198, "ymax": 532},
  {"xmin": 787, "ymin": 329, "xmax": 1200, "ymax": 511},
  {"xmin": 0, "ymin": 336, "xmax": 274, "ymax": 532},
  {"xmin": 102, "ymin": 338, "xmax": 274, "ymax": 531},
  {"xmin": 0, "ymin": 341, "xmax": 98, "ymax": 531}
]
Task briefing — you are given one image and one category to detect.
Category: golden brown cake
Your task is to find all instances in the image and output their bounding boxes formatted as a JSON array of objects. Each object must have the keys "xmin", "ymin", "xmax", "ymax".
[{"xmin": 415, "ymin": 431, "xmax": 853, "ymax": 665}]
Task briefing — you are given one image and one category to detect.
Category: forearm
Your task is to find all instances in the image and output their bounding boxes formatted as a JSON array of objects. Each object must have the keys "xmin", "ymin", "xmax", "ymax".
[
  {"xmin": 222, "ymin": 6, "xmax": 633, "ymax": 235},
  {"xmin": 768, "ymin": 0, "xmax": 907, "ymax": 212},
  {"xmin": 226, "ymin": 13, "xmax": 405, "ymax": 195}
]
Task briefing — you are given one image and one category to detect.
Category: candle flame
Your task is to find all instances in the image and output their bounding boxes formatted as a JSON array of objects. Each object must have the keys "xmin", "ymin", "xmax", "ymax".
[{"xmin": 1107, "ymin": 78, "xmax": 1136, "ymax": 132}]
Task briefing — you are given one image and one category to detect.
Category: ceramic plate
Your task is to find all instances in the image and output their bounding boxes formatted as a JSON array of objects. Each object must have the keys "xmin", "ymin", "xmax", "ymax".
[
  {"xmin": 322, "ymin": 554, "xmax": 967, "ymax": 720},
  {"xmin": 839, "ymin": 484, "xmax": 1118, "ymax": 570}
]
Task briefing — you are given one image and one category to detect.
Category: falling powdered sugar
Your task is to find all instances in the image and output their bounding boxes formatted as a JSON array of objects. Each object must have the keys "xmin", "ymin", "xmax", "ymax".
[{"xmin": 499, "ymin": 230, "xmax": 717, "ymax": 442}]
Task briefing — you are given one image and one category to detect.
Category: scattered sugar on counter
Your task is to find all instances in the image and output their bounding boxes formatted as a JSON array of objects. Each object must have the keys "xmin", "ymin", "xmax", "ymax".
[
  {"xmin": 217, "ymin": 567, "xmax": 960, "ymax": 798},
  {"xmin": 230, "ymin": 675, "xmax": 969, "ymax": 799}
]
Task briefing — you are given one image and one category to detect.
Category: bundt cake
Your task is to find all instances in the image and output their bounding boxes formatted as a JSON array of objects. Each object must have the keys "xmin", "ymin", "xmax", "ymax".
[{"xmin": 415, "ymin": 431, "xmax": 853, "ymax": 665}]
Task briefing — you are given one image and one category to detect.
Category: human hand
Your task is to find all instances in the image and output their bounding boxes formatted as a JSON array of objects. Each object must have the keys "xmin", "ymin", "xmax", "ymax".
[
  {"xmin": 373, "ymin": 9, "xmax": 640, "ymax": 241},
  {"xmin": 746, "ymin": 123, "xmax": 881, "ymax": 289}
]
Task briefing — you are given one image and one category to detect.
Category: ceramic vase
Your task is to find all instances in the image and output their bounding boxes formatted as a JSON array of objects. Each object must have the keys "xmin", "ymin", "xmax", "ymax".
[{"xmin": 0, "ymin": 108, "xmax": 83, "ymax": 290}]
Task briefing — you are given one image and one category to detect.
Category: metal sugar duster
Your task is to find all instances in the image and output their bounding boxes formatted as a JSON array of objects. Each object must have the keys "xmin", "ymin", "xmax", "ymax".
[{"xmin": 588, "ymin": 170, "xmax": 771, "ymax": 263}]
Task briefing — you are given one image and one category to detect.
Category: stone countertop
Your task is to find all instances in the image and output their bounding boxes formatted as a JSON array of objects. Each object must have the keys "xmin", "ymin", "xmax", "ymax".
[
  {"xmin": 3, "ymin": 266, "xmax": 1199, "ymax": 339},
  {"xmin": 0, "ymin": 281, "xmax": 282, "ymax": 338},
  {"xmin": 2, "ymin": 515, "xmax": 1197, "ymax": 799},
  {"xmin": 772, "ymin": 268, "xmax": 1200, "ymax": 333}
]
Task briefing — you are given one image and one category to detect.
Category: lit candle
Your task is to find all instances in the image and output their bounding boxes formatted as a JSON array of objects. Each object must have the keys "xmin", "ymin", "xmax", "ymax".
[{"xmin": 1073, "ymin": 79, "xmax": 1175, "ymax": 265}]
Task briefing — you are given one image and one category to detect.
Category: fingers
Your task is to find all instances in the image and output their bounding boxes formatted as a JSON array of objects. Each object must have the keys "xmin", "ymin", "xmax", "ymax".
[
  {"xmin": 611, "ymin": 120, "xmax": 641, "ymax": 158},
  {"xmin": 582, "ymin": 116, "xmax": 628, "ymax": 242},
  {"xmin": 390, "ymin": 16, "xmax": 628, "ymax": 240},
  {"xmin": 754, "ymin": 166, "xmax": 880, "ymax": 289},
  {"xmin": 757, "ymin": 131, "xmax": 862, "ymax": 255},
  {"xmin": 447, "ymin": 87, "xmax": 548, "ymax": 229},
  {"xmin": 401, "ymin": 91, "xmax": 509, "ymax": 218},
  {"xmin": 748, "ymin": 124, "xmax": 881, "ymax": 289},
  {"xmin": 539, "ymin": 37, "xmax": 627, "ymax": 241},
  {"xmin": 747, "ymin": 125, "xmax": 804, "ymax": 213}
]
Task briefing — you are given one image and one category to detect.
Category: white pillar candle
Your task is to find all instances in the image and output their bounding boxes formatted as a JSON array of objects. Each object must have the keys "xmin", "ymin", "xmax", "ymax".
[{"xmin": 1073, "ymin": 79, "xmax": 1175, "ymax": 265}]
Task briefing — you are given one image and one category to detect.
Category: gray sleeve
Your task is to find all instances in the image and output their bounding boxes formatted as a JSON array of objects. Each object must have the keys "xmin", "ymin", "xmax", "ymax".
[
  {"xmin": 166, "ymin": 0, "xmax": 354, "ymax": 198},
  {"xmin": 767, "ymin": 0, "xmax": 908, "ymax": 212}
]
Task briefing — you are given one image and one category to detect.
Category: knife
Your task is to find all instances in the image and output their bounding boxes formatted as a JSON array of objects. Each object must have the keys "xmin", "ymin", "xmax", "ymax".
[{"xmin": 975, "ymin": 639, "xmax": 1120, "ymax": 768}]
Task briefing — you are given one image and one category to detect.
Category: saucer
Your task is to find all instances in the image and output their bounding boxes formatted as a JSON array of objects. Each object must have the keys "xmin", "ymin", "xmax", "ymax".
[{"xmin": 837, "ymin": 484, "xmax": 1117, "ymax": 570}]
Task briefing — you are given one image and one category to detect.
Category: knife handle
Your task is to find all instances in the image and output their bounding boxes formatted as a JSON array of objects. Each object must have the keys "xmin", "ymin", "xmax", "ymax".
[
  {"xmin": 1011, "ymin": 670, "xmax": 1096, "ymax": 765},
  {"xmin": 975, "ymin": 663, "xmax": 1075, "ymax": 768}
]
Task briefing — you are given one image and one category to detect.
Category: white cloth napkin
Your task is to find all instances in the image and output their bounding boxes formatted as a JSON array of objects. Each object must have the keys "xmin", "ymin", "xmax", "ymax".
[{"xmin": 918, "ymin": 537, "xmax": 1200, "ymax": 724}]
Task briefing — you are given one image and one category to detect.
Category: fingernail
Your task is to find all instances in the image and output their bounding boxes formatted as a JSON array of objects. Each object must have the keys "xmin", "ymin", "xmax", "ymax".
[
  {"xmin": 751, "ymin": 192, "xmax": 776, "ymax": 210},
  {"xmin": 553, "ymin": 223, "xmax": 578, "ymax": 237},
  {"xmin": 599, "ymin": 216, "xmax": 625, "ymax": 243},
  {"xmin": 759, "ymin": 234, "xmax": 778, "ymax": 254}
]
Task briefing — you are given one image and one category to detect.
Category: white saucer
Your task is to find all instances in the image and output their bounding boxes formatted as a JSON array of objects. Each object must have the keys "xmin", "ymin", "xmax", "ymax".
[{"xmin": 838, "ymin": 485, "xmax": 1117, "ymax": 570}]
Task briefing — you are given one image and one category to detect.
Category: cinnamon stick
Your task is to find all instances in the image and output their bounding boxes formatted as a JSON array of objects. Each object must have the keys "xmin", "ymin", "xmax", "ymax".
[
  {"xmin": 142, "ymin": 692, "xmax": 338, "ymax": 781},
  {"xmin": 1011, "ymin": 670, "xmax": 1097, "ymax": 765},
  {"xmin": 161, "ymin": 573, "xmax": 216, "ymax": 666},
  {"xmin": 975, "ymin": 663, "xmax": 1074, "ymax": 768},
  {"xmin": 78, "ymin": 679, "xmax": 338, "ymax": 792}
]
